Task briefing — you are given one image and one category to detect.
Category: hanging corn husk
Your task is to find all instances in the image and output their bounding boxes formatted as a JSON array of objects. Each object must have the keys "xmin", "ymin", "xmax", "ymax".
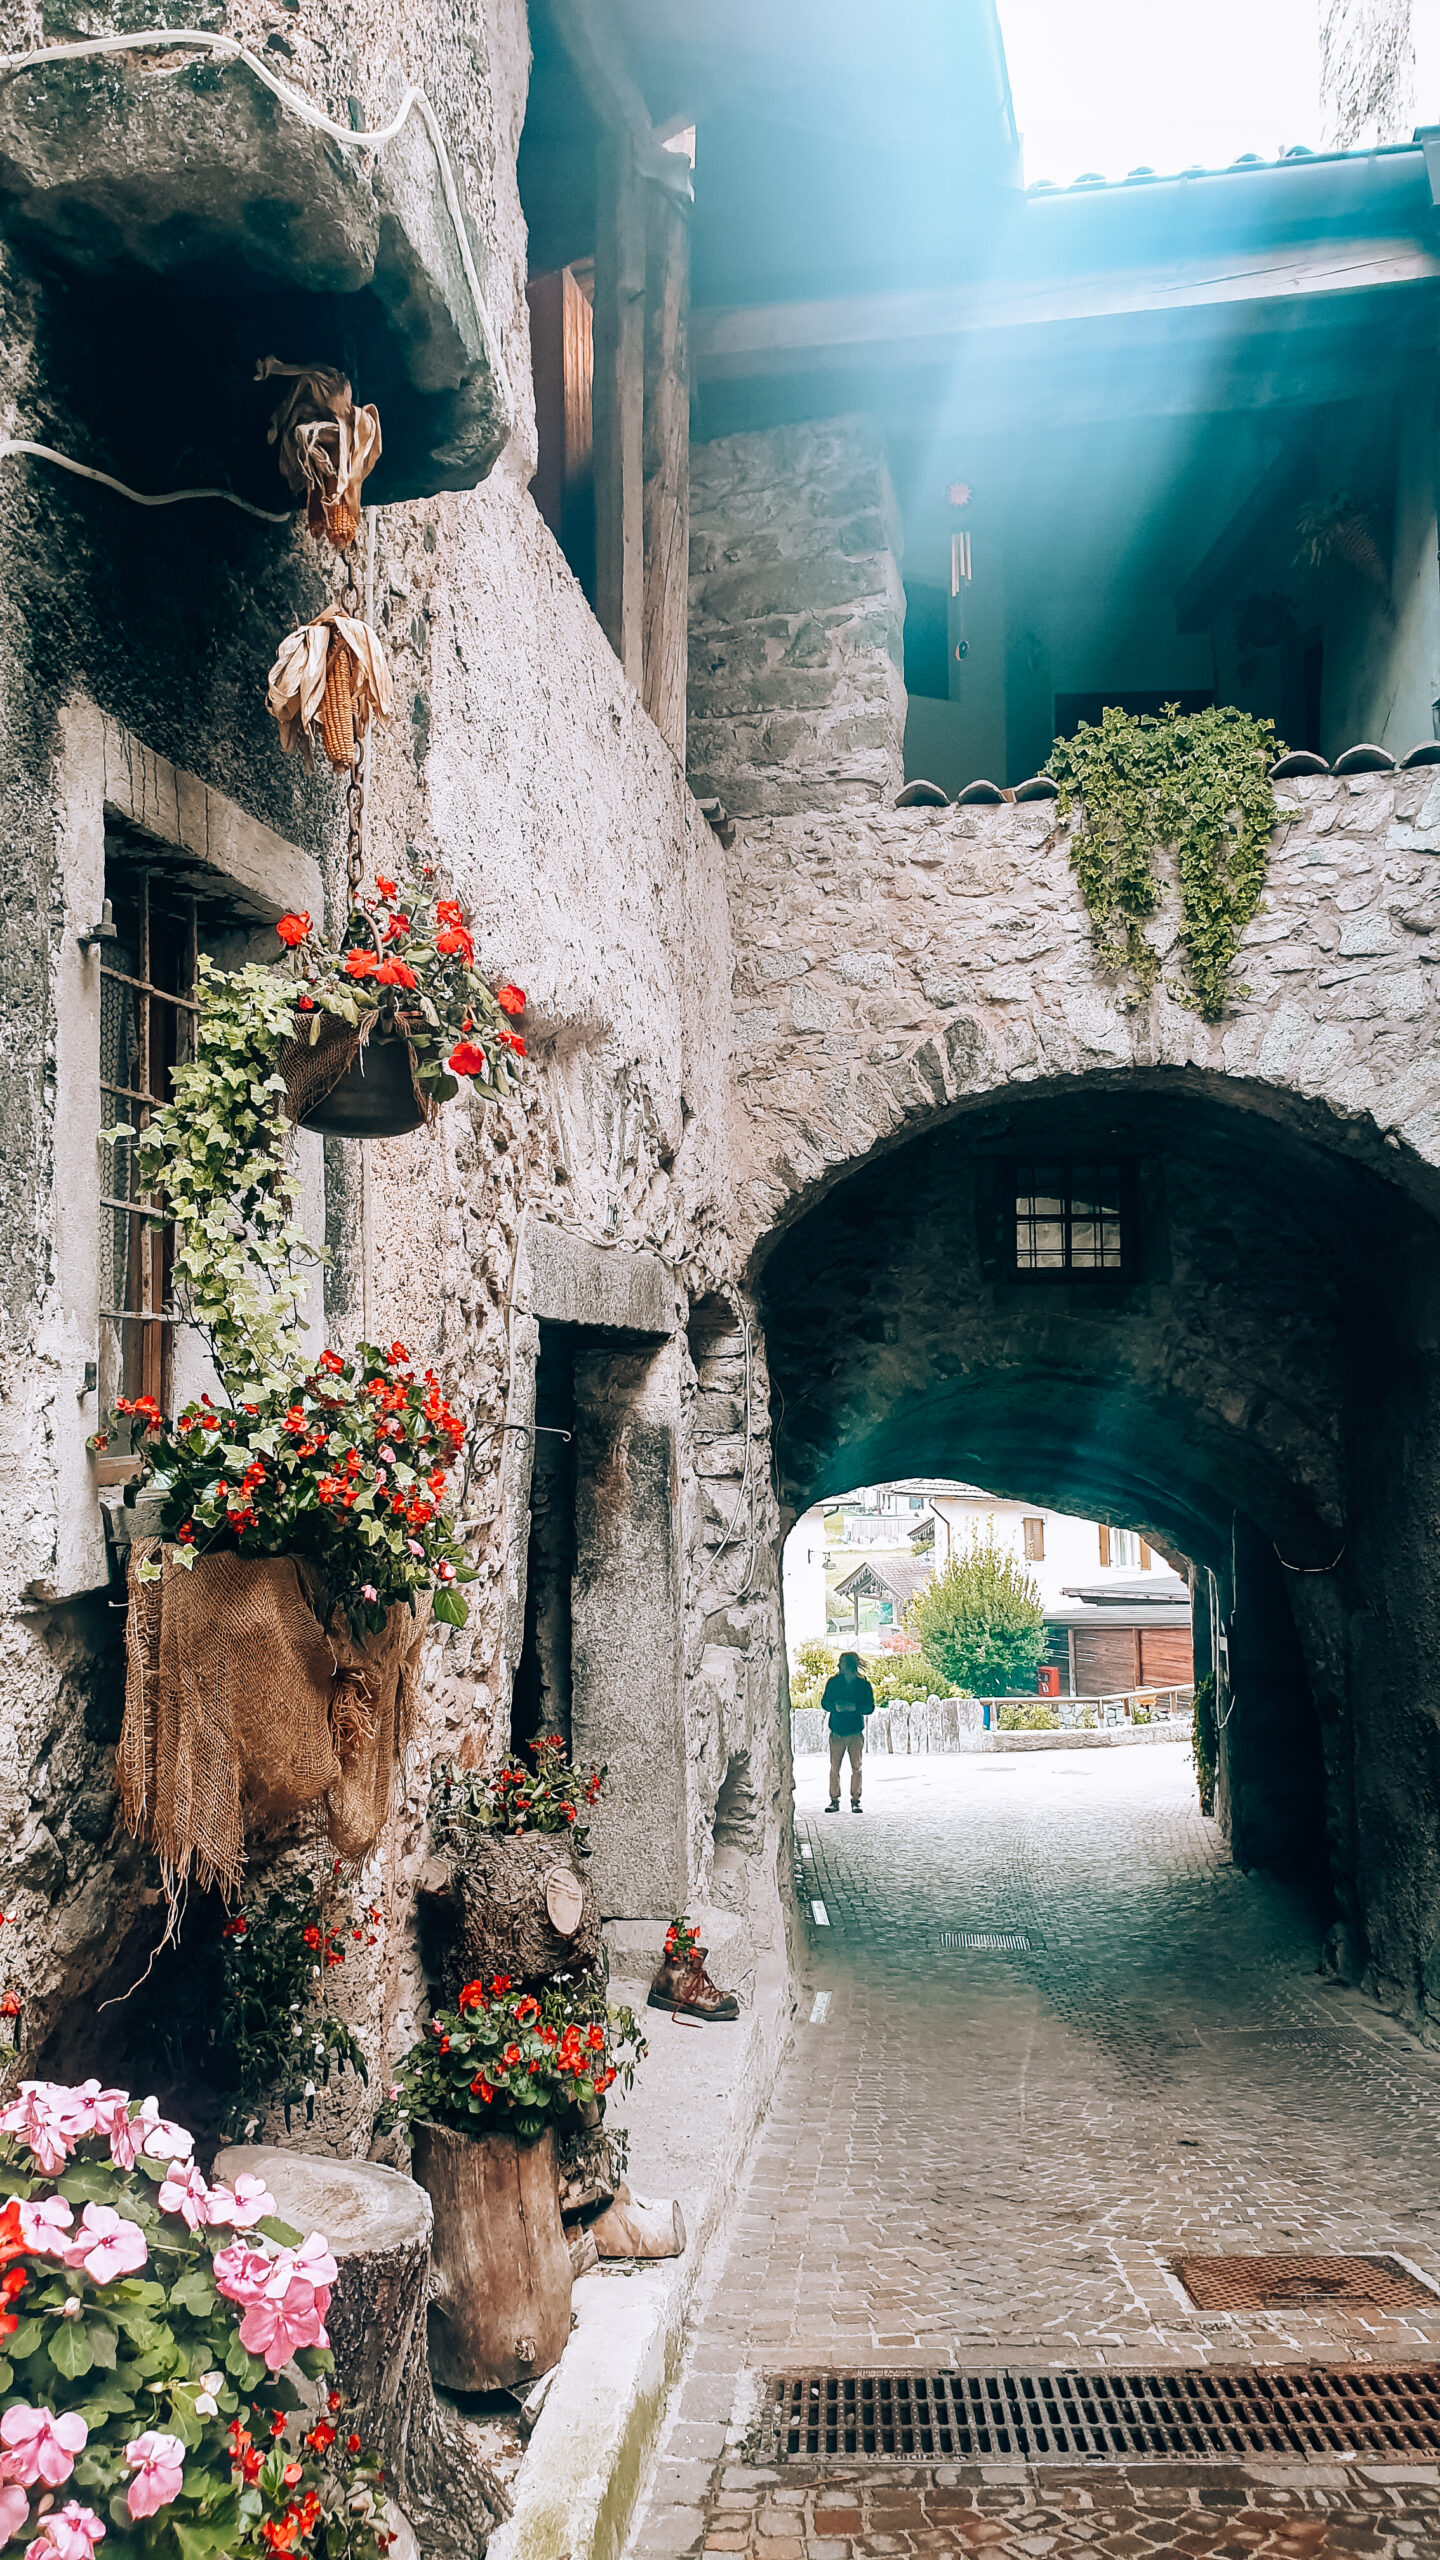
[
  {"xmin": 257, "ymin": 356, "xmax": 382, "ymax": 550},
  {"xmin": 267, "ymin": 603, "xmax": 393, "ymax": 773}
]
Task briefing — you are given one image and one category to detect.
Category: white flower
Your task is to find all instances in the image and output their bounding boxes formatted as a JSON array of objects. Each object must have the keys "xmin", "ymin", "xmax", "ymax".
[
  {"xmin": 194, "ymin": 2393, "xmax": 218, "ymax": 2418},
  {"xmin": 303, "ymin": 2081, "xmax": 316, "ymax": 2100}
]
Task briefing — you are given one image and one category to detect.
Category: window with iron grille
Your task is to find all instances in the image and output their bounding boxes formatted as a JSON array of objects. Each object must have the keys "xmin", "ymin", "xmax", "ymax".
[
  {"xmin": 1012, "ymin": 1162, "xmax": 1127, "ymax": 1277},
  {"xmin": 98, "ymin": 840, "xmax": 224, "ymax": 1423}
]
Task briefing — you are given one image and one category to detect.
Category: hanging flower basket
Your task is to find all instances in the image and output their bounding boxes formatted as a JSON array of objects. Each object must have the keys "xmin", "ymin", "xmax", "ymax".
[{"xmin": 273, "ymin": 874, "xmax": 527, "ymax": 1132}]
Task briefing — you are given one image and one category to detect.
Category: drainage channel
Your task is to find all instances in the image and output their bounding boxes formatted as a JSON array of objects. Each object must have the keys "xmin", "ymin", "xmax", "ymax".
[{"xmin": 757, "ymin": 2366, "xmax": 1440, "ymax": 2464}]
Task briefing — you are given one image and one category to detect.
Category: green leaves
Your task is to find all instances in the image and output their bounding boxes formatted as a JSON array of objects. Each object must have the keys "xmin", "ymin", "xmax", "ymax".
[
  {"xmin": 48, "ymin": 2318, "xmax": 94, "ymax": 2379},
  {"xmin": 1047, "ymin": 702, "xmax": 1280, "ymax": 1021},
  {"xmin": 255, "ymin": 2215, "xmax": 303, "ymax": 2249},
  {"xmin": 432, "ymin": 1586, "xmax": 469, "ymax": 1627}
]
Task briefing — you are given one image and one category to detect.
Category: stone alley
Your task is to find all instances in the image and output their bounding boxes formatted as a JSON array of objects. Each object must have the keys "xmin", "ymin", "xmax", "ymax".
[{"xmin": 629, "ymin": 1745, "xmax": 1440, "ymax": 2559}]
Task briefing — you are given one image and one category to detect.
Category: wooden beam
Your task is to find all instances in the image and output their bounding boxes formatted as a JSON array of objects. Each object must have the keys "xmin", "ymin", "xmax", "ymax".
[
  {"xmin": 593, "ymin": 132, "xmax": 646, "ymax": 687},
  {"xmin": 642, "ymin": 185, "xmax": 690, "ymax": 758},
  {"xmin": 543, "ymin": 0, "xmax": 692, "ymax": 198},
  {"xmin": 692, "ymin": 237, "xmax": 1440, "ymax": 382}
]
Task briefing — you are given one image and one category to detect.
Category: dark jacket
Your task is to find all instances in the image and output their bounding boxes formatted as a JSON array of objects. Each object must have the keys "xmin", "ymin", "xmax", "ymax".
[{"xmin": 821, "ymin": 1671, "xmax": 876, "ymax": 1738}]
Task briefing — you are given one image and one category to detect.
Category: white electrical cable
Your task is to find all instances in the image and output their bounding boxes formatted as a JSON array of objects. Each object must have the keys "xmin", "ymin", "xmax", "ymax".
[
  {"xmin": 0, "ymin": 26, "xmax": 512, "ymax": 432},
  {"xmin": 0, "ymin": 437, "xmax": 293, "ymax": 521}
]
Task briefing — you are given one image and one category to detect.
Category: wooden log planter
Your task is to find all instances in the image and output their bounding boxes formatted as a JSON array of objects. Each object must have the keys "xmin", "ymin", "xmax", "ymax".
[
  {"xmin": 410, "ymin": 2119, "xmax": 573, "ymax": 2392},
  {"xmin": 422, "ymin": 1829, "xmax": 604, "ymax": 2001},
  {"xmin": 213, "ymin": 2145, "xmax": 508, "ymax": 2557}
]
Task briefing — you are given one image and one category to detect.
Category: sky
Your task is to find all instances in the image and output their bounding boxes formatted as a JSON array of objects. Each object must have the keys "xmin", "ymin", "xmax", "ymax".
[{"xmin": 995, "ymin": 0, "xmax": 1326, "ymax": 187}]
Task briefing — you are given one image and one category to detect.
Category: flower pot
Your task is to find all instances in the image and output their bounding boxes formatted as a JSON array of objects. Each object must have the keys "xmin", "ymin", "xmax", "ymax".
[
  {"xmin": 292, "ymin": 1019, "xmax": 427, "ymax": 1140},
  {"xmin": 412, "ymin": 2120, "xmax": 572, "ymax": 2391}
]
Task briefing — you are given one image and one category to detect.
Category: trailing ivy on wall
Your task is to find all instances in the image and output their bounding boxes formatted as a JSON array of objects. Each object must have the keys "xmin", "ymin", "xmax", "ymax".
[{"xmin": 1046, "ymin": 702, "xmax": 1282, "ymax": 1022}]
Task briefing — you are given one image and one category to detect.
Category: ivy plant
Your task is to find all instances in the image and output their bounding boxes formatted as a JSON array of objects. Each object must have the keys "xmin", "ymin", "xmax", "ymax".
[{"xmin": 1046, "ymin": 702, "xmax": 1282, "ymax": 1021}]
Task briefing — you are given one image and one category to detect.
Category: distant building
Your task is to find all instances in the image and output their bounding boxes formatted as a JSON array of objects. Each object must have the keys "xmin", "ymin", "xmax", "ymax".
[{"xmin": 783, "ymin": 1480, "xmax": 1194, "ymax": 1689}]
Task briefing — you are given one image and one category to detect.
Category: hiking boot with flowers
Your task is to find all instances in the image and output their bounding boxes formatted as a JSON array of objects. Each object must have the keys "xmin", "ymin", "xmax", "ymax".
[{"xmin": 647, "ymin": 1918, "xmax": 739, "ymax": 2023}]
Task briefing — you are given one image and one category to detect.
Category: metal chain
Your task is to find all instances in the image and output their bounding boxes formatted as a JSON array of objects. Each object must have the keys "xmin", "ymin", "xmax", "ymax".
[{"xmin": 340, "ymin": 549, "xmax": 365, "ymax": 906}]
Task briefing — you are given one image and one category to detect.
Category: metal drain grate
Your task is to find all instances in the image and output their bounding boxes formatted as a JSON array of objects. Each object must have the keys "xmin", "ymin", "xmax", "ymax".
[
  {"xmin": 757, "ymin": 2366, "xmax": 1440, "ymax": 2464},
  {"xmin": 939, "ymin": 1929, "xmax": 1033, "ymax": 1952},
  {"xmin": 1176, "ymin": 2254, "xmax": 1438, "ymax": 2312}
]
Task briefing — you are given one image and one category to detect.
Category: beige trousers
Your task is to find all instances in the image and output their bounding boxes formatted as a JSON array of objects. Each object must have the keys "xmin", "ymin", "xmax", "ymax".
[{"xmin": 828, "ymin": 1729, "xmax": 864, "ymax": 1802}]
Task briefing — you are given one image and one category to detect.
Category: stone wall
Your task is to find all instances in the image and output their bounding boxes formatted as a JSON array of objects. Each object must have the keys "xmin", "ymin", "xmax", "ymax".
[
  {"xmin": 0, "ymin": 0, "xmax": 787, "ymax": 2142},
  {"xmin": 725, "ymin": 766, "xmax": 1440, "ymax": 1259},
  {"xmin": 725, "ymin": 767, "xmax": 1440, "ymax": 2031},
  {"xmin": 688, "ymin": 414, "xmax": 907, "ymax": 819}
]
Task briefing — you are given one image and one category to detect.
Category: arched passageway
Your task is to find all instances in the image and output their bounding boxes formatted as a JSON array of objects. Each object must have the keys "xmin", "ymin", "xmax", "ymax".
[{"xmin": 755, "ymin": 1073, "xmax": 1440, "ymax": 2022}]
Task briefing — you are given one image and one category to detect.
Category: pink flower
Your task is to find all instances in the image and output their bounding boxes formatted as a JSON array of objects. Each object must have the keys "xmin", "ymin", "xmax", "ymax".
[
  {"xmin": 0, "ymin": 2411, "xmax": 88, "ymax": 2490},
  {"xmin": 105, "ymin": 2096, "xmax": 192, "ymax": 2172},
  {"xmin": 0, "ymin": 2484, "xmax": 27, "ymax": 2545},
  {"xmin": 156, "ymin": 2162, "xmax": 213, "ymax": 2232},
  {"xmin": 74, "ymin": 2087, "xmax": 136, "ymax": 2166},
  {"xmin": 139, "ymin": 2112, "xmax": 193, "ymax": 2164},
  {"xmin": 61, "ymin": 2206, "xmax": 147, "ymax": 2285},
  {"xmin": 225, "ymin": 2233, "xmax": 337, "ymax": 2371},
  {"xmin": 15, "ymin": 2195, "xmax": 73, "ymax": 2256},
  {"xmin": 203, "ymin": 2171, "xmax": 276, "ymax": 2232},
  {"xmin": 406, "ymin": 1539, "xmax": 423, "ymax": 1559},
  {"xmin": 24, "ymin": 2501, "xmax": 105, "ymax": 2559},
  {"xmin": 0, "ymin": 2086, "xmax": 89, "ymax": 2175},
  {"xmin": 122, "ymin": 2436, "xmax": 184, "ymax": 2522},
  {"xmin": 211, "ymin": 2240, "xmax": 273, "ymax": 2307},
  {"xmin": 236, "ymin": 2284, "xmax": 330, "ymax": 2369},
  {"xmin": 360, "ymin": 1584, "xmax": 378, "ymax": 1604}
]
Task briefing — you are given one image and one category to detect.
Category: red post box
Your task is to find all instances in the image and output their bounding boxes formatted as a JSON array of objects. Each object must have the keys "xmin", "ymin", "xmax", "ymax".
[{"xmin": 1037, "ymin": 1667, "xmax": 1060, "ymax": 1697}]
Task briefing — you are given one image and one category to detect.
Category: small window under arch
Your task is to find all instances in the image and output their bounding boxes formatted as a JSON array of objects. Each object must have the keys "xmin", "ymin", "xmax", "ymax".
[{"xmin": 1010, "ymin": 1161, "xmax": 1134, "ymax": 1280}]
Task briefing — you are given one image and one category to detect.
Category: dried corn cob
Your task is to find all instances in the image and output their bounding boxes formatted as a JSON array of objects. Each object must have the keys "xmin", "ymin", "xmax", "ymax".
[
  {"xmin": 323, "ymin": 497, "xmax": 360, "ymax": 550},
  {"xmin": 320, "ymin": 636, "xmax": 356, "ymax": 770}
]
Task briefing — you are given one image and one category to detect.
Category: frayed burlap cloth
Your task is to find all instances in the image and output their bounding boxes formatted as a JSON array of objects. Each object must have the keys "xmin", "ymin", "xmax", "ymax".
[
  {"xmin": 277, "ymin": 1008, "xmax": 433, "ymax": 1129},
  {"xmin": 276, "ymin": 1008, "xmax": 368, "ymax": 1125},
  {"xmin": 119, "ymin": 1542, "xmax": 431, "ymax": 1896}
]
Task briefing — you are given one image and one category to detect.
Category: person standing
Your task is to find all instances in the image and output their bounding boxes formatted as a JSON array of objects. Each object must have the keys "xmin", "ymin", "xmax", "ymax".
[{"xmin": 821, "ymin": 1650, "xmax": 876, "ymax": 1812}]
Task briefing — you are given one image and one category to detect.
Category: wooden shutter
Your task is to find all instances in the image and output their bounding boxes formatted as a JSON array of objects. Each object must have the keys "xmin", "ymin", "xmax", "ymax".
[{"xmin": 1097, "ymin": 1525, "xmax": 1111, "ymax": 1566}]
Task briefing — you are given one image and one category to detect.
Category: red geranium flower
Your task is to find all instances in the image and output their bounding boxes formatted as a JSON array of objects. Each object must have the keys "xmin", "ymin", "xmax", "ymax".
[
  {"xmin": 374, "ymin": 956, "xmax": 417, "ymax": 989},
  {"xmin": 387, "ymin": 1342, "xmax": 409, "ymax": 1366},
  {"xmin": 499, "ymin": 1031, "xmax": 526, "ymax": 1057},
  {"xmin": 436, "ymin": 924, "xmax": 475, "ymax": 963},
  {"xmin": 495, "ymin": 983, "xmax": 526, "ymax": 1016},
  {"xmin": 318, "ymin": 1349, "xmax": 346, "ymax": 1375},
  {"xmin": 435, "ymin": 900, "xmax": 464, "ymax": 927},
  {"xmin": 448, "ymin": 1040, "xmax": 488, "ymax": 1078},
  {"xmin": 375, "ymin": 876, "xmax": 398, "ymax": 899},
  {"xmin": 275, "ymin": 912, "xmax": 311, "ymax": 947},
  {"xmin": 343, "ymin": 949, "xmax": 380, "ymax": 979}
]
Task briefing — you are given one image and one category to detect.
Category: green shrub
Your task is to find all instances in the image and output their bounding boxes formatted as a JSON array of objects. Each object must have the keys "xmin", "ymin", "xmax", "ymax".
[
  {"xmin": 906, "ymin": 1523, "xmax": 1046, "ymax": 1697},
  {"xmin": 870, "ymin": 1653, "xmax": 936, "ymax": 1707},
  {"xmin": 790, "ymin": 1641, "xmax": 838, "ymax": 1716},
  {"xmin": 995, "ymin": 1698, "xmax": 1060, "ymax": 1730}
]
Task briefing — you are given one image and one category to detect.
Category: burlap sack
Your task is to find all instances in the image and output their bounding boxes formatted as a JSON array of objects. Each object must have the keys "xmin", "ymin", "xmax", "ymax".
[
  {"xmin": 276, "ymin": 1008, "xmax": 367, "ymax": 1126},
  {"xmin": 119, "ymin": 1542, "xmax": 429, "ymax": 1895}
]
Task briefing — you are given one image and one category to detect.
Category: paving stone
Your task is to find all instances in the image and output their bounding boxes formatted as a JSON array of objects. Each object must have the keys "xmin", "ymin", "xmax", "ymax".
[{"xmin": 625, "ymin": 1751, "xmax": 1440, "ymax": 2560}]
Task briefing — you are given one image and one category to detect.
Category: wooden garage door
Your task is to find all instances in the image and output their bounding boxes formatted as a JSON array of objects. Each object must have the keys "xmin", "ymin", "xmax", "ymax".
[
  {"xmin": 1139, "ymin": 1626, "xmax": 1194, "ymax": 1685},
  {"xmin": 1073, "ymin": 1625, "xmax": 1140, "ymax": 1693}
]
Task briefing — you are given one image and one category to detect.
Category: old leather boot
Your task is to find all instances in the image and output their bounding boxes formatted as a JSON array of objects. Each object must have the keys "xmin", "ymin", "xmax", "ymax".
[{"xmin": 647, "ymin": 1944, "xmax": 740, "ymax": 2022}]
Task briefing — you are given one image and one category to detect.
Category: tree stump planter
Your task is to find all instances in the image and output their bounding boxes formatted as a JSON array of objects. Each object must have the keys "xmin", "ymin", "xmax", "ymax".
[
  {"xmin": 423, "ymin": 1830, "xmax": 604, "ymax": 1999},
  {"xmin": 411, "ymin": 2119, "xmax": 573, "ymax": 2391},
  {"xmin": 213, "ymin": 2145, "xmax": 505, "ymax": 2558}
]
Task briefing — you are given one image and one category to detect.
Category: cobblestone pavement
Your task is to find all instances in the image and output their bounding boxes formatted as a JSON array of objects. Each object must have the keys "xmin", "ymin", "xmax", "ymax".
[{"xmin": 625, "ymin": 1746, "xmax": 1440, "ymax": 2559}]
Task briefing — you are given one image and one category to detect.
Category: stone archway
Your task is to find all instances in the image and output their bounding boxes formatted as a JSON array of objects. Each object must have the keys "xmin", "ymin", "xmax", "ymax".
[{"xmin": 749, "ymin": 1062, "xmax": 1440, "ymax": 2032}]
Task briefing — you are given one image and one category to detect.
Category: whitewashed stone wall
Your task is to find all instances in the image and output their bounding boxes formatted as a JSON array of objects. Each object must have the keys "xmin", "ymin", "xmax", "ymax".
[{"xmin": 725, "ymin": 766, "xmax": 1440, "ymax": 1261}]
